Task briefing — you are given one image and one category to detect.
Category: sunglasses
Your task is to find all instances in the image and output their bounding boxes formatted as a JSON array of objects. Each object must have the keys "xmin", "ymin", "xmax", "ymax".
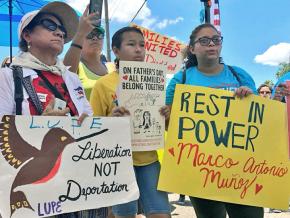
[
  {"xmin": 259, "ymin": 91, "xmax": 271, "ymax": 94},
  {"xmin": 37, "ymin": 19, "xmax": 67, "ymax": 38},
  {"xmin": 194, "ymin": 36, "xmax": 223, "ymax": 46},
  {"xmin": 87, "ymin": 28, "xmax": 104, "ymax": 40}
]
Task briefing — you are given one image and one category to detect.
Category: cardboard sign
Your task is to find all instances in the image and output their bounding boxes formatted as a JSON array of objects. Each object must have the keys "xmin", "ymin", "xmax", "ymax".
[
  {"xmin": 0, "ymin": 116, "xmax": 139, "ymax": 218},
  {"xmin": 118, "ymin": 61, "xmax": 166, "ymax": 151},
  {"xmin": 130, "ymin": 23, "xmax": 186, "ymax": 73},
  {"xmin": 286, "ymin": 80, "xmax": 290, "ymax": 159},
  {"xmin": 158, "ymin": 85, "xmax": 290, "ymax": 209}
]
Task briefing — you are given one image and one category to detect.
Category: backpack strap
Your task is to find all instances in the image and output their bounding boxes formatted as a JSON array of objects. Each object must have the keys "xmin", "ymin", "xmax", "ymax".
[
  {"xmin": 227, "ymin": 65, "xmax": 242, "ymax": 87},
  {"xmin": 12, "ymin": 66, "xmax": 44, "ymax": 115},
  {"xmin": 181, "ymin": 67, "xmax": 186, "ymax": 84},
  {"xmin": 22, "ymin": 76, "xmax": 43, "ymax": 115},
  {"xmin": 181, "ymin": 58, "xmax": 187, "ymax": 84},
  {"xmin": 181, "ymin": 65, "xmax": 242, "ymax": 87},
  {"xmin": 12, "ymin": 66, "xmax": 24, "ymax": 115}
]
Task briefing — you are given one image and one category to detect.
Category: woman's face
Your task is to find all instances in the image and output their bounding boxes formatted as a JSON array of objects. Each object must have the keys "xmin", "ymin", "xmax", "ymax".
[
  {"xmin": 259, "ymin": 86, "xmax": 272, "ymax": 98},
  {"xmin": 82, "ymin": 32, "xmax": 104, "ymax": 55},
  {"xmin": 24, "ymin": 14, "xmax": 65, "ymax": 55},
  {"xmin": 190, "ymin": 27, "xmax": 222, "ymax": 63},
  {"xmin": 113, "ymin": 31, "xmax": 145, "ymax": 61},
  {"xmin": 144, "ymin": 112, "xmax": 150, "ymax": 120}
]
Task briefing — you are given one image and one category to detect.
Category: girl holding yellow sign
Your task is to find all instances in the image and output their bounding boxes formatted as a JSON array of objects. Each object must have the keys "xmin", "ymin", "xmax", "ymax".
[{"xmin": 165, "ymin": 23, "xmax": 262, "ymax": 218}]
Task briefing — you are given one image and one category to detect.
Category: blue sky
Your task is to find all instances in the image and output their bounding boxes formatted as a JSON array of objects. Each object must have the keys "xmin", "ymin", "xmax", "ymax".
[{"xmin": 1, "ymin": 0, "xmax": 290, "ymax": 87}]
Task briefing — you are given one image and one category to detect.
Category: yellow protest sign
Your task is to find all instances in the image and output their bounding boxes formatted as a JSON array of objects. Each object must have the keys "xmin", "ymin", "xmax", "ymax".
[
  {"xmin": 130, "ymin": 23, "xmax": 186, "ymax": 74},
  {"xmin": 158, "ymin": 85, "xmax": 290, "ymax": 209}
]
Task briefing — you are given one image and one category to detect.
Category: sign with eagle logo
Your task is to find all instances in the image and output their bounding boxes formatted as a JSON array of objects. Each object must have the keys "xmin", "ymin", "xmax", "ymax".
[{"xmin": 0, "ymin": 115, "xmax": 138, "ymax": 218}]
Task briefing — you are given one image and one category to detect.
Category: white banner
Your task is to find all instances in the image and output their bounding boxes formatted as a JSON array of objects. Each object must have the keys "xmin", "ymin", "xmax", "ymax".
[
  {"xmin": 130, "ymin": 23, "xmax": 186, "ymax": 74},
  {"xmin": 0, "ymin": 115, "xmax": 139, "ymax": 218},
  {"xmin": 118, "ymin": 61, "xmax": 166, "ymax": 151}
]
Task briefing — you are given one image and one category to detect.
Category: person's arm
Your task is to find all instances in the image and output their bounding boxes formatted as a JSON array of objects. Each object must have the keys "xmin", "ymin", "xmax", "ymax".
[
  {"xmin": 231, "ymin": 66, "xmax": 256, "ymax": 98},
  {"xmin": 159, "ymin": 105, "xmax": 171, "ymax": 130},
  {"xmin": 63, "ymin": 6, "xmax": 95, "ymax": 73},
  {"xmin": 0, "ymin": 68, "xmax": 15, "ymax": 115},
  {"xmin": 163, "ymin": 71, "xmax": 182, "ymax": 130},
  {"xmin": 229, "ymin": 66, "xmax": 256, "ymax": 92}
]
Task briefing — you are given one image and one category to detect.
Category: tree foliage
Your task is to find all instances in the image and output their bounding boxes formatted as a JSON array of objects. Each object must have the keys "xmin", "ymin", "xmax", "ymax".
[
  {"xmin": 263, "ymin": 80, "xmax": 274, "ymax": 87},
  {"xmin": 276, "ymin": 62, "xmax": 290, "ymax": 79}
]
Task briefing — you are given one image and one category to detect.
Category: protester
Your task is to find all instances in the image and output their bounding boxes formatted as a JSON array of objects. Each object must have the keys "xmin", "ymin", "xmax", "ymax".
[
  {"xmin": 270, "ymin": 75, "xmax": 290, "ymax": 214},
  {"xmin": 271, "ymin": 73, "xmax": 290, "ymax": 214},
  {"xmin": 90, "ymin": 26, "xmax": 171, "ymax": 218},
  {"xmin": 165, "ymin": 23, "xmax": 262, "ymax": 218},
  {"xmin": 61, "ymin": 7, "xmax": 109, "ymax": 217},
  {"xmin": 0, "ymin": 2, "xmax": 106, "ymax": 218},
  {"xmin": 258, "ymin": 83, "xmax": 282, "ymax": 214},
  {"xmin": 272, "ymin": 72, "xmax": 290, "ymax": 102},
  {"xmin": 257, "ymin": 84, "xmax": 272, "ymax": 98},
  {"xmin": 63, "ymin": 6, "xmax": 107, "ymax": 99}
]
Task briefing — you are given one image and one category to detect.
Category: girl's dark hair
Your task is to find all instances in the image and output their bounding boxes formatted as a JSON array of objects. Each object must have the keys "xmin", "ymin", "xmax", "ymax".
[
  {"xmin": 111, "ymin": 26, "xmax": 143, "ymax": 68},
  {"xmin": 257, "ymin": 84, "xmax": 273, "ymax": 93},
  {"xmin": 184, "ymin": 23, "xmax": 219, "ymax": 69},
  {"xmin": 142, "ymin": 111, "xmax": 151, "ymax": 126},
  {"xmin": 19, "ymin": 12, "xmax": 63, "ymax": 52}
]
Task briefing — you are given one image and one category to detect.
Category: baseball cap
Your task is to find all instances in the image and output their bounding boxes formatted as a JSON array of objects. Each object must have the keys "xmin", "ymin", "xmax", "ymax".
[
  {"xmin": 95, "ymin": 26, "xmax": 105, "ymax": 34},
  {"xmin": 18, "ymin": 1, "xmax": 79, "ymax": 43}
]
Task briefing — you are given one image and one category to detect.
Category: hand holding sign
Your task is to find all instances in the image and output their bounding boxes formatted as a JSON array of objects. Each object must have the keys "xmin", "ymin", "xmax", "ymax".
[
  {"xmin": 112, "ymin": 107, "xmax": 130, "ymax": 117},
  {"xmin": 234, "ymin": 86, "xmax": 253, "ymax": 99},
  {"xmin": 118, "ymin": 61, "xmax": 166, "ymax": 151},
  {"xmin": 0, "ymin": 116, "xmax": 139, "ymax": 218},
  {"xmin": 158, "ymin": 85, "xmax": 290, "ymax": 210}
]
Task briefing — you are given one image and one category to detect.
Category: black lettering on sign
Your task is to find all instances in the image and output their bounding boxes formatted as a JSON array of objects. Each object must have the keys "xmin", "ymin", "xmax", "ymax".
[{"xmin": 94, "ymin": 161, "xmax": 120, "ymax": 177}]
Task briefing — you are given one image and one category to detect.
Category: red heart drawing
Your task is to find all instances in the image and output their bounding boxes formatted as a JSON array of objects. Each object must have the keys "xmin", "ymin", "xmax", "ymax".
[
  {"xmin": 255, "ymin": 184, "xmax": 263, "ymax": 194},
  {"xmin": 161, "ymin": 78, "xmax": 164, "ymax": 83},
  {"xmin": 168, "ymin": 147, "xmax": 175, "ymax": 157},
  {"xmin": 123, "ymin": 75, "xmax": 128, "ymax": 80}
]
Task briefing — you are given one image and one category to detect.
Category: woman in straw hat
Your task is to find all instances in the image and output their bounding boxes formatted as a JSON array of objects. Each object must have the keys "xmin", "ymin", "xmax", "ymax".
[{"xmin": 0, "ymin": 1, "xmax": 107, "ymax": 218}]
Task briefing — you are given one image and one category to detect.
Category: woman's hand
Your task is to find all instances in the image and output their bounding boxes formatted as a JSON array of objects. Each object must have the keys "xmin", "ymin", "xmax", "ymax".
[
  {"xmin": 234, "ymin": 86, "xmax": 253, "ymax": 99},
  {"xmin": 76, "ymin": 5, "xmax": 97, "ymax": 39},
  {"xmin": 42, "ymin": 98, "xmax": 70, "ymax": 116},
  {"xmin": 272, "ymin": 83, "xmax": 290, "ymax": 102},
  {"xmin": 160, "ymin": 105, "xmax": 171, "ymax": 130},
  {"xmin": 159, "ymin": 105, "xmax": 171, "ymax": 121},
  {"xmin": 111, "ymin": 107, "xmax": 130, "ymax": 117},
  {"xmin": 77, "ymin": 113, "xmax": 89, "ymax": 125}
]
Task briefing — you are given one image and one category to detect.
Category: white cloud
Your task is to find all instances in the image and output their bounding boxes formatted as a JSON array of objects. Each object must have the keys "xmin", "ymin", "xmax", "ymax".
[
  {"xmin": 65, "ymin": 0, "xmax": 154, "ymax": 25},
  {"xmin": 156, "ymin": 17, "xmax": 184, "ymax": 29},
  {"xmin": 140, "ymin": 18, "xmax": 157, "ymax": 29},
  {"xmin": 65, "ymin": 0, "xmax": 89, "ymax": 14},
  {"xmin": 109, "ymin": 0, "xmax": 152, "ymax": 23},
  {"xmin": 65, "ymin": 0, "xmax": 184, "ymax": 30},
  {"xmin": 254, "ymin": 43, "xmax": 290, "ymax": 66}
]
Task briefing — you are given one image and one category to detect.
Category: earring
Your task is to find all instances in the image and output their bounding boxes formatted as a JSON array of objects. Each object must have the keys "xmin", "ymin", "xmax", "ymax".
[{"xmin": 27, "ymin": 42, "xmax": 31, "ymax": 50}]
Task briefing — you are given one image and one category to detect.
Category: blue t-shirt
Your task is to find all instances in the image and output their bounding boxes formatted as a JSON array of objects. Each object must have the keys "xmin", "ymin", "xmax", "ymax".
[{"xmin": 166, "ymin": 64, "xmax": 257, "ymax": 105}]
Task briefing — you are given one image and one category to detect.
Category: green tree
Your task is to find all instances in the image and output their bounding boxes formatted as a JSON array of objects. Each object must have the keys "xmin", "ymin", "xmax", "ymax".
[
  {"xmin": 276, "ymin": 62, "xmax": 290, "ymax": 79},
  {"xmin": 263, "ymin": 80, "xmax": 274, "ymax": 87}
]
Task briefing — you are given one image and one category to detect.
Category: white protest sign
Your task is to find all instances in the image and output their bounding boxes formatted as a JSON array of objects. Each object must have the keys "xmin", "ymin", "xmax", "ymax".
[
  {"xmin": 130, "ymin": 23, "xmax": 186, "ymax": 74},
  {"xmin": 0, "ymin": 115, "xmax": 139, "ymax": 218},
  {"xmin": 118, "ymin": 61, "xmax": 166, "ymax": 151}
]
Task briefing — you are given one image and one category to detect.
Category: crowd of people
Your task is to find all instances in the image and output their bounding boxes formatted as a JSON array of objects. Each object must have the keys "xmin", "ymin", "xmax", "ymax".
[{"xmin": 0, "ymin": 1, "xmax": 290, "ymax": 218}]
